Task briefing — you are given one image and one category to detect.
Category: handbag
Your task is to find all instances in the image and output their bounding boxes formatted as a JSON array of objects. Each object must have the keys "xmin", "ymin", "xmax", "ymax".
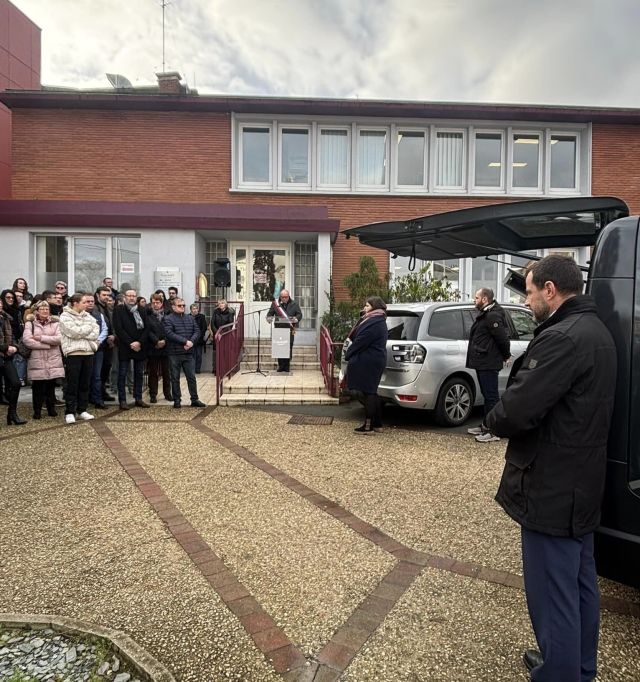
[{"xmin": 17, "ymin": 322, "xmax": 34, "ymax": 359}]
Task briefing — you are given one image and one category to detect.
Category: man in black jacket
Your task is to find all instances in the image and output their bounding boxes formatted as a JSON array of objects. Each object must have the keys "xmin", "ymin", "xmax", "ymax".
[
  {"xmin": 485, "ymin": 255, "xmax": 617, "ymax": 682},
  {"xmin": 163, "ymin": 297, "xmax": 205, "ymax": 408},
  {"xmin": 266, "ymin": 290, "xmax": 302, "ymax": 373},
  {"xmin": 465, "ymin": 287, "xmax": 511, "ymax": 442}
]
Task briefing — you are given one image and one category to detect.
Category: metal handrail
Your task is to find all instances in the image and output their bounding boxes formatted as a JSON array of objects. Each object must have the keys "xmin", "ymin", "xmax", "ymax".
[
  {"xmin": 319, "ymin": 325, "xmax": 343, "ymax": 398},
  {"xmin": 214, "ymin": 303, "xmax": 244, "ymax": 404}
]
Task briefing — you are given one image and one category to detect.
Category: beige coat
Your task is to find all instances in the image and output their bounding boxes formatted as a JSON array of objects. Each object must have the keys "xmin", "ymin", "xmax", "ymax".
[
  {"xmin": 23, "ymin": 314, "xmax": 65, "ymax": 380},
  {"xmin": 59, "ymin": 307, "xmax": 99, "ymax": 356}
]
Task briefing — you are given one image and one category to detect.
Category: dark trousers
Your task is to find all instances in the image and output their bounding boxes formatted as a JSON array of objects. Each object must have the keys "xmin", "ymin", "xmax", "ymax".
[
  {"xmin": 194, "ymin": 345, "xmax": 204, "ymax": 373},
  {"xmin": 147, "ymin": 355, "xmax": 172, "ymax": 399},
  {"xmin": 64, "ymin": 355, "xmax": 94, "ymax": 415},
  {"xmin": 90, "ymin": 350, "xmax": 104, "ymax": 405},
  {"xmin": 118, "ymin": 358, "xmax": 144, "ymax": 402},
  {"xmin": 363, "ymin": 392, "xmax": 382, "ymax": 428},
  {"xmin": 0, "ymin": 358, "xmax": 21, "ymax": 409},
  {"xmin": 169, "ymin": 353, "xmax": 198, "ymax": 402},
  {"xmin": 101, "ymin": 346, "xmax": 113, "ymax": 391},
  {"xmin": 277, "ymin": 331, "xmax": 295, "ymax": 372},
  {"xmin": 476, "ymin": 369, "xmax": 500, "ymax": 421},
  {"xmin": 32, "ymin": 379, "xmax": 57, "ymax": 415},
  {"xmin": 521, "ymin": 527, "xmax": 599, "ymax": 682}
]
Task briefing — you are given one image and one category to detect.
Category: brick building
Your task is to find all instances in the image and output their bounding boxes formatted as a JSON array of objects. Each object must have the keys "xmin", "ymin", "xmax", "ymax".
[{"xmin": 2, "ymin": 32, "xmax": 640, "ymax": 341}]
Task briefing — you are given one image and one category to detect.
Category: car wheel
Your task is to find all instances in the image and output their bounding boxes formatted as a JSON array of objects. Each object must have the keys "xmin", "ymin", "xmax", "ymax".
[{"xmin": 434, "ymin": 376, "xmax": 473, "ymax": 426}]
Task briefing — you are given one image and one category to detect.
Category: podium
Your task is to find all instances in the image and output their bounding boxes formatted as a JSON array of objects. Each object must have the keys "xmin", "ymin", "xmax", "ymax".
[{"xmin": 271, "ymin": 319, "xmax": 292, "ymax": 359}]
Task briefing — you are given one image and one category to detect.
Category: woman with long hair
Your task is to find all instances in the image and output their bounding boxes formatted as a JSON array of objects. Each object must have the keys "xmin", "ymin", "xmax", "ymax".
[
  {"xmin": 12, "ymin": 277, "xmax": 33, "ymax": 303},
  {"xmin": 22, "ymin": 300, "xmax": 64, "ymax": 419},
  {"xmin": 59, "ymin": 292, "xmax": 99, "ymax": 424},
  {"xmin": 0, "ymin": 296, "xmax": 25, "ymax": 425},
  {"xmin": 1, "ymin": 289, "xmax": 26, "ymax": 385},
  {"xmin": 344, "ymin": 296, "xmax": 388, "ymax": 434}
]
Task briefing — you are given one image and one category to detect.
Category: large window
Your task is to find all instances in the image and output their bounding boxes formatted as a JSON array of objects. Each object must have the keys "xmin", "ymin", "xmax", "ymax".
[
  {"xmin": 74, "ymin": 238, "xmax": 107, "ymax": 294},
  {"xmin": 318, "ymin": 128, "xmax": 350, "ymax": 187},
  {"xmin": 279, "ymin": 126, "xmax": 310, "ymax": 187},
  {"xmin": 357, "ymin": 128, "xmax": 388, "ymax": 187},
  {"xmin": 397, "ymin": 130, "xmax": 426, "ymax": 187},
  {"xmin": 512, "ymin": 133, "xmax": 541, "ymax": 189},
  {"xmin": 435, "ymin": 131, "xmax": 464, "ymax": 188},
  {"xmin": 234, "ymin": 117, "xmax": 587, "ymax": 196},
  {"xmin": 36, "ymin": 236, "xmax": 69, "ymax": 292},
  {"xmin": 474, "ymin": 132, "xmax": 503, "ymax": 188}
]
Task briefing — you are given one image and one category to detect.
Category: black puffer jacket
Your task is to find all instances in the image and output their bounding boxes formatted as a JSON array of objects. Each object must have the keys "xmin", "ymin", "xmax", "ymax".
[
  {"xmin": 163, "ymin": 312, "xmax": 200, "ymax": 355},
  {"xmin": 486, "ymin": 296, "xmax": 617, "ymax": 537},
  {"xmin": 465, "ymin": 302, "xmax": 510, "ymax": 371}
]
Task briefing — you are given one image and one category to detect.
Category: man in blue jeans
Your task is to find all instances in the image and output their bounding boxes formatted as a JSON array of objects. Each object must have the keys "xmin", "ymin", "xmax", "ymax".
[
  {"xmin": 465, "ymin": 287, "xmax": 511, "ymax": 443},
  {"xmin": 163, "ymin": 297, "xmax": 206, "ymax": 408}
]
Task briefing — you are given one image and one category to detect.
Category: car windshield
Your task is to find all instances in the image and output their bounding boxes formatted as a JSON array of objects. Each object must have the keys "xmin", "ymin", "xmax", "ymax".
[{"xmin": 386, "ymin": 311, "xmax": 423, "ymax": 340}]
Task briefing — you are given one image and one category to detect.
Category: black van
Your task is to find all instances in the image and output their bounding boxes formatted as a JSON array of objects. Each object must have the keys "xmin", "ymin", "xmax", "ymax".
[{"xmin": 346, "ymin": 197, "xmax": 640, "ymax": 589}]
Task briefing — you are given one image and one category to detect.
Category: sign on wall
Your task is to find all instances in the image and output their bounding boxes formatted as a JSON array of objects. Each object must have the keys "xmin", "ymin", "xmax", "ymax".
[
  {"xmin": 120, "ymin": 262, "xmax": 135, "ymax": 274},
  {"xmin": 154, "ymin": 267, "xmax": 182, "ymax": 291}
]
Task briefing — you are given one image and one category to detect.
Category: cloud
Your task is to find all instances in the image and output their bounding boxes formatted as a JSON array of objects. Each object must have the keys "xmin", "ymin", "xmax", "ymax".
[{"xmin": 10, "ymin": 0, "xmax": 640, "ymax": 106}]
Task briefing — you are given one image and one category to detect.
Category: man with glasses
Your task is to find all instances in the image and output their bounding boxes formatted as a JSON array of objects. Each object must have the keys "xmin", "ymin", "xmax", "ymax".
[
  {"xmin": 55, "ymin": 281, "xmax": 69, "ymax": 305},
  {"xmin": 164, "ymin": 297, "xmax": 205, "ymax": 408}
]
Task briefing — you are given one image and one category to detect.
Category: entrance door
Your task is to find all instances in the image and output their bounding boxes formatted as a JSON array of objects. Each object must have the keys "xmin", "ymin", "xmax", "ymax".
[{"xmin": 230, "ymin": 243, "xmax": 291, "ymax": 338}]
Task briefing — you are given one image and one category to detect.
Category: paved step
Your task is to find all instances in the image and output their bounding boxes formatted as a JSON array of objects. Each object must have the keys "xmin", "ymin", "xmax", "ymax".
[
  {"xmin": 219, "ymin": 393, "xmax": 339, "ymax": 406},
  {"xmin": 226, "ymin": 384, "xmax": 324, "ymax": 394},
  {"xmin": 240, "ymin": 362, "xmax": 321, "ymax": 370}
]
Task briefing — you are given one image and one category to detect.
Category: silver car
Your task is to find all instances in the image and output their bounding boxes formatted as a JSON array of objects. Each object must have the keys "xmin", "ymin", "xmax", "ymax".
[{"xmin": 343, "ymin": 301, "xmax": 536, "ymax": 427}]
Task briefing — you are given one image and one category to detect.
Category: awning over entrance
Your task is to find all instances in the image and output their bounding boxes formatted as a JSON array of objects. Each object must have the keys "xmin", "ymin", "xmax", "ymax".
[
  {"xmin": 344, "ymin": 197, "xmax": 629, "ymax": 260},
  {"xmin": 0, "ymin": 200, "xmax": 340, "ymax": 234}
]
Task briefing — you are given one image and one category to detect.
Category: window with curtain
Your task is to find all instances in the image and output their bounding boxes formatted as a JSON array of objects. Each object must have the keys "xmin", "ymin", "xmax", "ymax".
[
  {"xmin": 397, "ymin": 131, "xmax": 426, "ymax": 186},
  {"xmin": 241, "ymin": 127, "xmax": 271, "ymax": 183},
  {"xmin": 318, "ymin": 128, "xmax": 349, "ymax": 186},
  {"xmin": 512, "ymin": 134, "xmax": 540, "ymax": 188},
  {"xmin": 358, "ymin": 129, "xmax": 387, "ymax": 186},
  {"xmin": 474, "ymin": 132, "xmax": 503, "ymax": 187},
  {"xmin": 281, "ymin": 128, "xmax": 309, "ymax": 185},
  {"xmin": 435, "ymin": 131, "xmax": 464, "ymax": 187},
  {"xmin": 550, "ymin": 135, "xmax": 577, "ymax": 189},
  {"xmin": 36, "ymin": 236, "xmax": 68, "ymax": 292}
]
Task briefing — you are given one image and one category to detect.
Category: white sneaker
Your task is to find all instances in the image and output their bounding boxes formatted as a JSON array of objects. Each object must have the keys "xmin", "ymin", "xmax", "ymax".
[
  {"xmin": 475, "ymin": 432, "xmax": 501, "ymax": 443},
  {"xmin": 467, "ymin": 425, "xmax": 486, "ymax": 436},
  {"xmin": 78, "ymin": 411, "xmax": 95, "ymax": 421},
  {"xmin": 65, "ymin": 414, "xmax": 76, "ymax": 425}
]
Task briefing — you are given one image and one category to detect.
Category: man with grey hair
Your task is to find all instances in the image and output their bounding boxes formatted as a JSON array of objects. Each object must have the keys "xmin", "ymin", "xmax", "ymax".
[{"xmin": 465, "ymin": 287, "xmax": 511, "ymax": 442}]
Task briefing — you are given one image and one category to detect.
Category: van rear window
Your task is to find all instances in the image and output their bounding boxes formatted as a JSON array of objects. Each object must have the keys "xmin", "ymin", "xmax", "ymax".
[{"xmin": 386, "ymin": 312, "xmax": 423, "ymax": 340}]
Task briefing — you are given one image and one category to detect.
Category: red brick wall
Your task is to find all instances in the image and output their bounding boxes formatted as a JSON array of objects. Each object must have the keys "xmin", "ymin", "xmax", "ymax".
[
  {"xmin": 0, "ymin": 0, "xmax": 41, "ymax": 198},
  {"xmin": 10, "ymin": 109, "xmax": 640, "ymax": 298}
]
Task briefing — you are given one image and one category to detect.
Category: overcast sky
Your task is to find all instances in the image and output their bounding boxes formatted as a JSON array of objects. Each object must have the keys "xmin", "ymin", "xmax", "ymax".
[{"xmin": 10, "ymin": 0, "xmax": 640, "ymax": 107}]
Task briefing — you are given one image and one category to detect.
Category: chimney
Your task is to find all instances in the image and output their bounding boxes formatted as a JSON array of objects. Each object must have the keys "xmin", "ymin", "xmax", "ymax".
[{"xmin": 156, "ymin": 71, "xmax": 183, "ymax": 94}]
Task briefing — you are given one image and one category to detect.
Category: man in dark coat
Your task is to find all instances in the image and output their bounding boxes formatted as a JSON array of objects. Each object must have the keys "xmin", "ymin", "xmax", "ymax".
[
  {"xmin": 465, "ymin": 287, "xmax": 511, "ymax": 443},
  {"xmin": 189, "ymin": 303, "xmax": 208, "ymax": 374},
  {"xmin": 145, "ymin": 294, "xmax": 172, "ymax": 403},
  {"xmin": 210, "ymin": 299, "xmax": 235, "ymax": 375},
  {"xmin": 266, "ymin": 289, "xmax": 302, "ymax": 373},
  {"xmin": 112, "ymin": 288, "xmax": 149, "ymax": 410},
  {"xmin": 485, "ymin": 255, "xmax": 617, "ymax": 682},
  {"xmin": 163, "ymin": 297, "xmax": 205, "ymax": 408},
  {"xmin": 95, "ymin": 286, "xmax": 116, "ymax": 402}
]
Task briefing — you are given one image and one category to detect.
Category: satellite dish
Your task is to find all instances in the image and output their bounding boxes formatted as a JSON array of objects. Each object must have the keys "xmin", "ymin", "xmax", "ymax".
[{"xmin": 106, "ymin": 73, "xmax": 133, "ymax": 89}]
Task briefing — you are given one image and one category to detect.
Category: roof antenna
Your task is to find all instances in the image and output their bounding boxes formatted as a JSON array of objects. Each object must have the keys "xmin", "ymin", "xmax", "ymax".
[{"xmin": 160, "ymin": 0, "xmax": 171, "ymax": 72}]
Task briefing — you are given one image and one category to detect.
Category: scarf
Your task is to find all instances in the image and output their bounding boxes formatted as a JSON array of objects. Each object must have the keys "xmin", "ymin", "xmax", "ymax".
[
  {"xmin": 126, "ymin": 303, "xmax": 145, "ymax": 330},
  {"xmin": 347, "ymin": 307, "xmax": 386, "ymax": 340}
]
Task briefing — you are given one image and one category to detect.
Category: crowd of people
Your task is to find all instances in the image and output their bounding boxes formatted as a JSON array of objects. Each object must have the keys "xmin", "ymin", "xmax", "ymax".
[{"xmin": 0, "ymin": 276, "xmax": 236, "ymax": 426}]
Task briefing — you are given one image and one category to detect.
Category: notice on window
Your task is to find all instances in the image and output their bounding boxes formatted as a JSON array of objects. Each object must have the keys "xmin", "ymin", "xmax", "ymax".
[
  {"xmin": 253, "ymin": 271, "xmax": 267, "ymax": 284},
  {"xmin": 120, "ymin": 263, "xmax": 135, "ymax": 274}
]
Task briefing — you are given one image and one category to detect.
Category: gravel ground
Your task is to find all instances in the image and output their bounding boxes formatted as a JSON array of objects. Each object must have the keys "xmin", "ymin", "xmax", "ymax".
[{"xmin": 110, "ymin": 422, "xmax": 394, "ymax": 656}]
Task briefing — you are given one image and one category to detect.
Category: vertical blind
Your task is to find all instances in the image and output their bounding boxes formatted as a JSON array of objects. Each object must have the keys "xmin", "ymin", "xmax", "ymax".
[
  {"xmin": 436, "ymin": 132, "xmax": 463, "ymax": 187},
  {"xmin": 319, "ymin": 129, "xmax": 349, "ymax": 185},
  {"xmin": 358, "ymin": 130, "xmax": 387, "ymax": 185}
]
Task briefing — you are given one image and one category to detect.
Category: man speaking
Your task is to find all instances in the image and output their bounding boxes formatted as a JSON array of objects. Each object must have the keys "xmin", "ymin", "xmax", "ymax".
[{"xmin": 266, "ymin": 289, "xmax": 302, "ymax": 373}]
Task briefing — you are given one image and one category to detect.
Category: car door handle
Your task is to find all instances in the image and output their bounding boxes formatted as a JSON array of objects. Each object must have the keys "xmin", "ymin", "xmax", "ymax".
[{"xmin": 446, "ymin": 344, "xmax": 459, "ymax": 355}]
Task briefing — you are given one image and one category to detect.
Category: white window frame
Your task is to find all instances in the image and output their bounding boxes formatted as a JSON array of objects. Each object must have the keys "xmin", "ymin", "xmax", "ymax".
[
  {"xmin": 238, "ymin": 122, "xmax": 273, "ymax": 189},
  {"xmin": 471, "ymin": 128, "xmax": 506, "ymax": 192},
  {"xmin": 356, "ymin": 125, "xmax": 390, "ymax": 191},
  {"xmin": 277, "ymin": 123, "xmax": 312, "ymax": 190},
  {"xmin": 433, "ymin": 127, "xmax": 467, "ymax": 192},
  {"xmin": 393, "ymin": 125, "xmax": 428, "ymax": 192},
  {"xmin": 509, "ymin": 129, "xmax": 543, "ymax": 194},
  {"xmin": 547, "ymin": 130, "xmax": 580, "ymax": 194},
  {"xmin": 316, "ymin": 125, "xmax": 351, "ymax": 190}
]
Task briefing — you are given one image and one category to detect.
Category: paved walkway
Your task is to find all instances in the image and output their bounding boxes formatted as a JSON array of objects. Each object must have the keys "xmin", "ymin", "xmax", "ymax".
[{"xmin": 0, "ymin": 404, "xmax": 638, "ymax": 681}]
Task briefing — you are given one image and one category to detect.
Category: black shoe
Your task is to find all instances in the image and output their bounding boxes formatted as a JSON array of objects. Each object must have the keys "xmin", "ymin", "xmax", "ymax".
[
  {"xmin": 164, "ymin": 395, "xmax": 174, "ymax": 402},
  {"xmin": 135, "ymin": 400, "xmax": 150, "ymax": 408},
  {"xmin": 33, "ymin": 412, "xmax": 42, "ymax": 420},
  {"xmin": 190, "ymin": 400, "xmax": 206, "ymax": 408},
  {"xmin": 102, "ymin": 392, "xmax": 116, "ymax": 402},
  {"xmin": 0, "ymin": 396, "xmax": 9, "ymax": 405},
  {"xmin": 7, "ymin": 411, "xmax": 27, "ymax": 426},
  {"xmin": 150, "ymin": 395, "xmax": 158, "ymax": 404},
  {"xmin": 55, "ymin": 397, "xmax": 65, "ymax": 406},
  {"xmin": 119, "ymin": 402, "xmax": 130, "ymax": 411},
  {"xmin": 47, "ymin": 408, "xmax": 58, "ymax": 417},
  {"xmin": 92, "ymin": 403, "xmax": 107, "ymax": 410},
  {"xmin": 173, "ymin": 401, "xmax": 181, "ymax": 409},
  {"xmin": 354, "ymin": 423, "xmax": 375, "ymax": 435},
  {"xmin": 523, "ymin": 649, "xmax": 543, "ymax": 673}
]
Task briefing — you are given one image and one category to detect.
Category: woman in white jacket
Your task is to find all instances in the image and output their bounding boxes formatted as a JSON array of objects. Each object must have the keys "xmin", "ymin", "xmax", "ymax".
[{"xmin": 59, "ymin": 292, "xmax": 99, "ymax": 424}]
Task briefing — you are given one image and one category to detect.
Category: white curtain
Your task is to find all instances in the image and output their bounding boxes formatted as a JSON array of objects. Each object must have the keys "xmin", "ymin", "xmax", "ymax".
[
  {"xmin": 436, "ymin": 132, "xmax": 463, "ymax": 187},
  {"xmin": 358, "ymin": 130, "xmax": 386, "ymax": 185},
  {"xmin": 319, "ymin": 129, "xmax": 349, "ymax": 185}
]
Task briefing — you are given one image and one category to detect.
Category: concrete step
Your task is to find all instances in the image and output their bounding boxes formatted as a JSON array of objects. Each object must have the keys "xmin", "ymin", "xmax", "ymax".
[
  {"xmin": 242, "ymin": 351, "xmax": 318, "ymax": 361},
  {"xmin": 225, "ymin": 383, "xmax": 324, "ymax": 394},
  {"xmin": 219, "ymin": 393, "xmax": 339, "ymax": 406},
  {"xmin": 240, "ymin": 361, "xmax": 321, "ymax": 370}
]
